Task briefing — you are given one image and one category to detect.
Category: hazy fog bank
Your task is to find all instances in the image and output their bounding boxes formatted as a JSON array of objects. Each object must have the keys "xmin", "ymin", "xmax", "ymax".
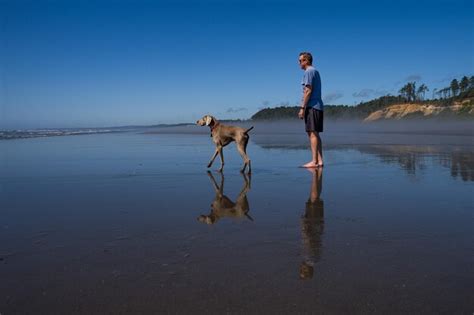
[{"xmin": 143, "ymin": 119, "xmax": 473, "ymax": 146}]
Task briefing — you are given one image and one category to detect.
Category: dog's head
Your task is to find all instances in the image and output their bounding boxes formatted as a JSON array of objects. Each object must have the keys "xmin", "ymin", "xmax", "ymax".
[
  {"xmin": 197, "ymin": 214, "xmax": 217, "ymax": 225},
  {"xmin": 196, "ymin": 115, "xmax": 216, "ymax": 127}
]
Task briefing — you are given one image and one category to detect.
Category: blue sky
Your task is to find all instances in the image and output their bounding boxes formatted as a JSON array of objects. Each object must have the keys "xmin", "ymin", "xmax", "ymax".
[{"xmin": 1, "ymin": 0, "xmax": 473, "ymax": 128}]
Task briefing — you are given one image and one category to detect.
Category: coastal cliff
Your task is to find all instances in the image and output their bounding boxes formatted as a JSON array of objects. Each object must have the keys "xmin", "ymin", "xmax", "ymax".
[
  {"xmin": 364, "ymin": 100, "xmax": 474, "ymax": 121},
  {"xmin": 251, "ymin": 85, "xmax": 474, "ymax": 122}
]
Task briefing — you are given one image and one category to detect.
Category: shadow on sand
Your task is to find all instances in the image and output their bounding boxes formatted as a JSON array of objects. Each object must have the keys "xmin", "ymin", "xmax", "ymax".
[{"xmin": 300, "ymin": 168, "xmax": 325, "ymax": 280}]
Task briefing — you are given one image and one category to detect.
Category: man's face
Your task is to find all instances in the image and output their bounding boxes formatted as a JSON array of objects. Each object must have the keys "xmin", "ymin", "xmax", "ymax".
[{"xmin": 298, "ymin": 56, "xmax": 308, "ymax": 69}]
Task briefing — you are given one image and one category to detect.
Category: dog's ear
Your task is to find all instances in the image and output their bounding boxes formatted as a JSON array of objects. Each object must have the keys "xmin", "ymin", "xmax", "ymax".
[{"xmin": 204, "ymin": 115, "xmax": 213, "ymax": 126}]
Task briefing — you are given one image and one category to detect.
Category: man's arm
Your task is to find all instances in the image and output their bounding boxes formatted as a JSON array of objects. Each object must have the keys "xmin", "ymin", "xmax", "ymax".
[
  {"xmin": 298, "ymin": 85, "xmax": 313, "ymax": 119},
  {"xmin": 301, "ymin": 85, "xmax": 313, "ymax": 108}
]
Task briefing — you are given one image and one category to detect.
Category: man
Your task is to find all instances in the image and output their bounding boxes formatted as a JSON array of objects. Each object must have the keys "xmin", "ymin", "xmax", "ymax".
[{"xmin": 297, "ymin": 52, "xmax": 324, "ymax": 168}]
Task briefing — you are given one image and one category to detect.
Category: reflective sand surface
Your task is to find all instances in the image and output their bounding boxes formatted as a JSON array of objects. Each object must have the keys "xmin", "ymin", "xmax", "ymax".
[{"xmin": 1, "ymin": 127, "xmax": 473, "ymax": 314}]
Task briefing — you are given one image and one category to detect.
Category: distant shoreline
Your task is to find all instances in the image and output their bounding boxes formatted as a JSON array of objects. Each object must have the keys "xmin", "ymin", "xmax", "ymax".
[{"xmin": 2, "ymin": 119, "xmax": 474, "ymax": 141}]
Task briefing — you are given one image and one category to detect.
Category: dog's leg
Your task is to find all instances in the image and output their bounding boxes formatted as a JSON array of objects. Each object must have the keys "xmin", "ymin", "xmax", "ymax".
[
  {"xmin": 217, "ymin": 146, "xmax": 224, "ymax": 172},
  {"xmin": 236, "ymin": 141, "xmax": 251, "ymax": 174},
  {"xmin": 218, "ymin": 172, "xmax": 224, "ymax": 194},
  {"xmin": 244, "ymin": 171, "xmax": 251, "ymax": 189},
  {"xmin": 239, "ymin": 172, "xmax": 251, "ymax": 195},
  {"xmin": 208, "ymin": 148, "xmax": 219, "ymax": 168},
  {"xmin": 207, "ymin": 171, "xmax": 220, "ymax": 194},
  {"xmin": 236, "ymin": 172, "xmax": 251, "ymax": 220},
  {"xmin": 244, "ymin": 136, "xmax": 251, "ymax": 174}
]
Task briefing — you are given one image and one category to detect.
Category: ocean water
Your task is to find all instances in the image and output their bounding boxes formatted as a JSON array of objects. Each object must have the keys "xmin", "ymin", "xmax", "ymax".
[{"xmin": 1, "ymin": 126, "xmax": 473, "ymax": 314}]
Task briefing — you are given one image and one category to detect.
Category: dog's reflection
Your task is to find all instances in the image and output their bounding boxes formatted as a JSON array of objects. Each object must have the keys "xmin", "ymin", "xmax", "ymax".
[
  {"xmin": 197, "ymin": 171, "xmax": 253, "ymax": 225},
  {"xmin": 300, "ymin": 168, "xmax": 324, "ymax": 280}
]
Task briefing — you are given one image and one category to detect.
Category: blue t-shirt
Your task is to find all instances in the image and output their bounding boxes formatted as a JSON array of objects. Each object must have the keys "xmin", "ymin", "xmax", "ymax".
[{"xmin": 302, "ymin": 66, "xmax": 324, "ymax": 111}]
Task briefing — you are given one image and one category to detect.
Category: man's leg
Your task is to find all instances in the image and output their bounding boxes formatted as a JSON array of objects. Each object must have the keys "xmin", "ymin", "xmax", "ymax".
[
  {"xmin": 309, "ymin": 132, "xmax": 318, "ymax": 163},
  {"xmin": 315, "ymin": 132, "xmax": 323, "ymax": 166},
  {"xmin": 302, "ymin": 132, "xmax": 318, "ymax": 167}
]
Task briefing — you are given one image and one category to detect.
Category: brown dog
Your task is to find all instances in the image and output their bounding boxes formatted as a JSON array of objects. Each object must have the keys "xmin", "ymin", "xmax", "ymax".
[
  {"xmin": 197, "ymin": 171, "xmax": 253, "ymax": 225},
  {"xmin": 196, "ymin": 115, "xmax": 253, "ymax": 173}
]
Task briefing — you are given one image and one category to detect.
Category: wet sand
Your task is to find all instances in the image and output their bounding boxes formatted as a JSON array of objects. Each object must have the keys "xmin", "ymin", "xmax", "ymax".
[{"xmin": 1, "ymin": 127, "xmax": 473, "ymax": 314}]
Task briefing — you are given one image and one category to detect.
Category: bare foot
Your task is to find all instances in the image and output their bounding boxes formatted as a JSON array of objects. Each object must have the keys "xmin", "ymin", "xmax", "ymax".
[
  {"xmin": 317, "ymin": 163, "xmax": 324, "ymax": 167},
  {"xmin": 301, "ymin": 161, "xmax": 318, "ymax": 168}
]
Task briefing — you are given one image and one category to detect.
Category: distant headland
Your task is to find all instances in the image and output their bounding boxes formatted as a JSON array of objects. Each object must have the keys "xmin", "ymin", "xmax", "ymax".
[{"xmin": 252, "ymin": 76, "xmax": 474, "ymax": 121}]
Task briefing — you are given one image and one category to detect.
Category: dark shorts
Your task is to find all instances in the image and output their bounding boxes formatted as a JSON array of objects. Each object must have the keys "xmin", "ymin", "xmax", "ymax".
[{"xmin": 304, "ymin": 107, "xmax": 324, "ymax": 133}]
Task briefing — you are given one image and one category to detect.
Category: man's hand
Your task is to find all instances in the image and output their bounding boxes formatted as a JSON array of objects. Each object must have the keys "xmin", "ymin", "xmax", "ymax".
[{"xmin": 298, "ymin": 108, "xmax": 304, "ymax": 119}]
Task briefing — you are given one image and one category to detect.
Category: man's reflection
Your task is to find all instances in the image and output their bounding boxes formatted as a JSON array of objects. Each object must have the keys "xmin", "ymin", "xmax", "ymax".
[
  {"xmin": 197, "ymin": 171, "xmax": 253, "ymax": 224},
  {"xmin": 300, "ymin": 168, "xmax": 324, "ymax": 280}
]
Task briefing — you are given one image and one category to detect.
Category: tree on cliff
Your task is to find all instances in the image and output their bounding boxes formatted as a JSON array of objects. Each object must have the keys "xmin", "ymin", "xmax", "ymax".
[
  {"xmin": 399, "ymin": 85, "xmax": 408, "ymax": 101},
  {"xmin": 417, "ymin": 84, "xmax": 429, "ymax": 100},
  {"xmin": 437, "ymin": 88, "xmax": 451, "ymax": 99},
  {"xmin": 450, "ymin": 79, "xmax": 460, "ymax": 97},
  {"xmin": 459, "ymin": 76, "xmax": 469, "ymax": 92},
  {"xmin": 399, "ymin": 82, "xmax": 417, "ymax": 102}
]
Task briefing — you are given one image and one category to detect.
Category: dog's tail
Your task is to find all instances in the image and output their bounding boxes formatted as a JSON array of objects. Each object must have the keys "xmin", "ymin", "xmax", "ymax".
[{"xmin": 244, "ymin": 126, "xmax": 254, "ymax": 134}]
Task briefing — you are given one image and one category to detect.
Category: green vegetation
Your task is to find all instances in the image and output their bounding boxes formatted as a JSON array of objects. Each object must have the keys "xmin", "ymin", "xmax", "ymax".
[
  {"xmin": 251, "ymin": 106, "xmax": 301, "ymax": 120},
  {"xmin": 251, "ymin": 75, "xmax": 474, "ymax": 121},
  {"xmin": 251, "ymin": 95, "xmax": 405, "ymax": 120},
  {"xmin": 433, "ymin": 76, "xmax": 474, "ymax": 99}
]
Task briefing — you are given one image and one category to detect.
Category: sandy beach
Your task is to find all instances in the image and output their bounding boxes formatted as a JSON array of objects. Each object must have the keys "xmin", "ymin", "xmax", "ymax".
[{"xmin": 1, "ymin": 125, "xmax": 473, "ymax": 314}]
